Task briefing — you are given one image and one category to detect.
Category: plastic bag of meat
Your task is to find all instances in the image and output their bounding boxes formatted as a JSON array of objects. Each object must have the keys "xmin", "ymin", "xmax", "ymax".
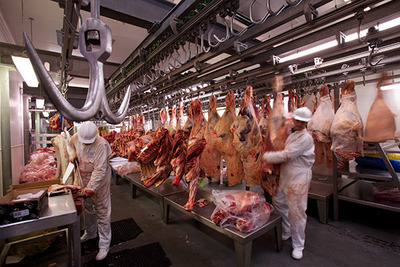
[
  {"xmin": 20, "ymin": 150, "xmax": 57, "ymax": 183},
  {"xmin": 114, "ymin": 162, "xmax": 141, "ymax": 175},
  {"xmin": 364, "ymin": 74, "xmax": 396, "ymax": 142},
  {"xmin": 211, "ymin": 190, "xmax": 274, "ymax": 232},
  {"xmin": 330, "ymin": 81, "xmax": 363, "ymax": 168},
  {"xmin": 308, "ymin": 95, "xmax": 335, "ymax": 143},
  {"xmin": 372, "ymin": 182, "xmax": 400, "ymax": 202}
]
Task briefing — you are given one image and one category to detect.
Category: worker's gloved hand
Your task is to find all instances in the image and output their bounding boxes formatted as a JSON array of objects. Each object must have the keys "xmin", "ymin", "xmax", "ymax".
[{"xmin": 82, "ymin": 188, "xmax": 95, "ymax": 198}]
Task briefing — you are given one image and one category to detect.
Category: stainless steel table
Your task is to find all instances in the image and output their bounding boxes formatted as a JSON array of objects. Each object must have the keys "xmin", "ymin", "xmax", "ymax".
[
  {"xmin": 163, "ymin": 189, "xmax": 282, "ymax": 267},
  {"xmin": 0, "ymin": 192, "xmax": 80, "ymax": 266}
]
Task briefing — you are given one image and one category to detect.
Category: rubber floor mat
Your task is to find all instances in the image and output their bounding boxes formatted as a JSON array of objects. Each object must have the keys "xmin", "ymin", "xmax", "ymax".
[
  {"xmin": 84, "ymin": 242, "xmax": 172, "ymax": 267},
  {"xmin": 81, "ymin": 217, "xmax": 143, "ymax": 255}
]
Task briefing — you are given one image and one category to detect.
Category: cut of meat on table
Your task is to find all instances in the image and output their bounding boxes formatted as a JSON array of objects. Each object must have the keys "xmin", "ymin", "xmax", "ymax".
[
  {"xmin": 184, "ymin": 136, "xmax": 207, "ymax": 211},
  {"xmin": 171, "ymin": 129, "xmax": 187, "ymax": 186},
  {"xmin": 200, "ymin": 95, "xmax": 222, "ymax": 179},
  {"xmin": 231, "ymin": 86, "xmax": 263, "ymax": 187},
  {"xmin": 144, "ymin": 127, "xmax": 173, "ymax": 187},
  {"xmin": 213, "ymin": 90, "xmax": 244, "ymax": 186},
  {"xmin": 364, "ymin": 73, "xmax": 396, "ymax": 142},
  {"xmin": 330, "ymin": 80, "xmax": 363, "ymax": 169}
]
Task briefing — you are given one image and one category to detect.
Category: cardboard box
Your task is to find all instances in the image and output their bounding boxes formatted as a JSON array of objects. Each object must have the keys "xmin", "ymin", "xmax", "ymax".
[
  {"xmin": 0, "ymin": 188, "xmax": 49, "ymax": 225},
  {"xmin": 7, "ymin": 179, "xmax": 61, "ymax": 193}
]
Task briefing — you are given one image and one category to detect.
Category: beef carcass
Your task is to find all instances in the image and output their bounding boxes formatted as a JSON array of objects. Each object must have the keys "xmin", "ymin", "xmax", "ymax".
[
  {"xmin": 213, "ymin": 91, "xmax": 244, "ymax": 186},
  {"xmin": 136, "ymin": 114, "xmax": 145, "ymax": 134},
  {"xmin": 183, "ymin": 104, "xmax": 193, "ymax": 137},
  {"xmin": 171, "ymin": 129, "xmax": 187, "ymax": 186},
  {"xmin": 177, "ymin": 102, "xmax": 185, "ymax": 130},
  {"xmin": 158, "ymin": 108, "xmax": 168, "ymax": 128},
  {"xmin": 200, "ymin": 95, "xmax": 222, "ymax": 179},
  {"xmin": 259, "ymin": 95, "xmax": 272, "ymax": 152},
  {"xmin": 331, "ymin": 80, "xmax": 363, "ymax": 168},
  {"xmin": 184, "ymin": 136, "xmax": 207, "ymax": 211},
  {"xmin": 190, "ymin": 99, "xmax": 207, "ymax": 138},
  {"xmin": 144, "ymin": 128, "xmax": 173, "ymax": 187},
  {"xmin": 364, "ymin": 73, "xmax": 396, "ymax": 142},
  {"xmin": 49, "ymin": 113, "xmax": 74, "ymax": 132},
  {"xmin": 261, "ymin": 76, "xmax": 289, "ymax": 196},
  {"xmin": 231, "ymin": 86, "xmax": 263, "ymax": 187}
]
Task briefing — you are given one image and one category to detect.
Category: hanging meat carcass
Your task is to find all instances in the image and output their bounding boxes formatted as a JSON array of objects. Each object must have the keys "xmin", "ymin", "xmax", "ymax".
[
  {"xmin": 158, "ymin": 108, "xmax": 168, "ymax": 128},
  {"xmin": 171, "ymin": 129, "xmax": 187, "ymax": 186},
  {"xmin": 177, "ymin": 102, "xmax": 185, "ymax": 130},
  {"xmin": 180, "ymin": 99, "xmax": 207, "ymax": 210},
  {"xmin": 200, "ymin": 95, "xmax": 222, "ymax": 179},
  {"xmin": 144, "ymin": 127, "xmax": 173, "ymax": 187},
  {"xmin": 168, "ymin": 104, "xmax": 177, "ymax": 136},
  {"xmin": 364, "ymin": 73, "xmax": 396, "ymax": 142},
  {"xmin": 261, "ymin": 76, "xmax": 290, "ymax": 196},
  {"xmin": 231, "ymin": 86, "xmax": 263, "ymax": 187},
  {"xmin": 259, "ymin": 95, "xmax": 272, "ymax": 152},
  {"xmin": 308, "ymin": 85, "xmax": 334, "ymax": 168},
  {"xmin": 213, "ymin": 91, "xmax": 244, "ymax": 186},
  {"xmin": 136, "ymin": 114, "xmax": 145, "ymax": 134},
  {"xmin": 184, "ymin": 136, "xmax": 207, "ymax": 211},
  {"xmin": 330, "ymin": 80, "xmax": 363, "ymax": 169},
  {"xmin": 49, "ymin": 113, "xmax": 74, "ymax": 132},
  {"xmin": 182, "ymin": 104, "xmax": 193, "ymax": 138}
]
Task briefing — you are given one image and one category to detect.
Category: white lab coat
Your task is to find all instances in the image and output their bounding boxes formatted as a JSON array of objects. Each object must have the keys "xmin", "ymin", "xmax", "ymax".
[
  {"xmin": 263, "ymin": 128, "xmax": 315, "ymax": 250},
  {"xmin": 71, "ymin": 134, "xmax": 112, "ymax": 249}
]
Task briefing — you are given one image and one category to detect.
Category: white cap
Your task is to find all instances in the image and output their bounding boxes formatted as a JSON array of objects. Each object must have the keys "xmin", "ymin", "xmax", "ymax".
[
  {"xmin": 293, "ymin": 107, "xmax": 312, "ymax": 122},
  {"xmin": 78, "ymin": 121, "xmax": 98, "ymax": 144}
]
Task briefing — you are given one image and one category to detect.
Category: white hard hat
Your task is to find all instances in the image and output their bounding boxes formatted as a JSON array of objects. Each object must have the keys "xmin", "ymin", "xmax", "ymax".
[
  {"xmin": 293, "ymin": 107, "xmax": 312, "ymax": 122},
  {"xmin": 78, "ymin": 121, "xmax": 98, "ymax": 144}
]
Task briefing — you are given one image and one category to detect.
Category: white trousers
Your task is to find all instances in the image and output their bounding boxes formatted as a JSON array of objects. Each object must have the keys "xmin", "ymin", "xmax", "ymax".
[
  {"xmin": 83, "ymin": 193, "xmax": 112, "ymax": 249},
  {"xmin": 272, "ymin": 181, "xmax": 310, "ymax": 250}
]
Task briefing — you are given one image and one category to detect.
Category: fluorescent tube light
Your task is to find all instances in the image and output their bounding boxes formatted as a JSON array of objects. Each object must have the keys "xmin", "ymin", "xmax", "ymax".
[
  {"xmin": 280, "ymin": 40, "xmax": 338, "ymax": 63},
  {"xmin": 381, "ymin": 83, "xmax": 400, "ymax": 91},
  {"xmin": 11, "ymin": 56, "xmax": 39, "ymax": 87}
]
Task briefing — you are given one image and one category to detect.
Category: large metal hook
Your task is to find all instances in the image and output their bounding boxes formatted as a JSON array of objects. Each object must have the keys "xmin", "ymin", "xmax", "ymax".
[
  {"xmin": 24, "ymin": 0, "xmax": 131, "ymax": 124},
  {"xmin": 267, "ymin": 0, "xmax": 286, "ymax": 16},
  {"xmin": 228, "ymin": 11, "xmax": 248, "ymax": 36}
]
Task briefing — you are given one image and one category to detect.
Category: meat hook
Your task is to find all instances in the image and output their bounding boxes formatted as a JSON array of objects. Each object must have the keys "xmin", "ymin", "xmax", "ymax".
[
  {"xmin": 249, "ymin": 0, "xmax": 270, "ymax": 24},
  {"xmin": 24, "ymin": 0, "xmax": 131, "ymax": 124},
  {"xmin": 228, "ymin": 11, "xmax": 247, "ymax": 36},
  {"xmin": 267, "ymin": 0, "xmax": 286, "ymax": 17}
]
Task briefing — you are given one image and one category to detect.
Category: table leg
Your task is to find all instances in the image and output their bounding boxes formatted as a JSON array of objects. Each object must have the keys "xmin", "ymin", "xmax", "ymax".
[
  {"xmin": 234, "ymin": 240, "xmax": 252, "ymax": 267},
  {"xmin": 274, "ymin": 222, "xmax": 282, "ymax": 252},
  {"xmin": 316, "ymin": 199, "xmax": 328, "ymax": 224},
  {"xmin": 131, "ymin": 183, "xmax": 137, "ymax": 198},
  {"xmin": 68, "ymin": 220, "xmax": 81, "ymax": 267},
  {"xmin": 162, "ymin": 202, "xmax": 170, "ymax": 224}
]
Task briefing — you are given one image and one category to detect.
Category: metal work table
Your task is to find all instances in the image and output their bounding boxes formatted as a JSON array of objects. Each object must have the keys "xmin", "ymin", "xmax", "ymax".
[
  {"xmin": 0, "ymin": 192, "xmax": 80, "ymax": 267},
  {"xmin": 163, "ymin": 189, "xmax": 282, "ymax": 267},
  {"xmin": 123, "ymin": 172, "xmax": 187, "ymax": 216}
]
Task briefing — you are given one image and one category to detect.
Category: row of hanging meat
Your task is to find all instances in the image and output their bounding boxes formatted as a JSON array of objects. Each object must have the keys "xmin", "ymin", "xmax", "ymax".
[{"xmin": 108, "ymin": 74, "xmax": 397, "ymax": 211}]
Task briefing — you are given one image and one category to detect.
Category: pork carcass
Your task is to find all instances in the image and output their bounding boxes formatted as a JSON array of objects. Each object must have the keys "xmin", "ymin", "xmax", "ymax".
[
  {"xmin": 231, "ymin": 86, "xmax": 263, "ymax": 187},
  {"xmin": 171, "ymin": 129, "xmax": 187, "ymax": 186},
  {"xmin": 331, "ymin": 80, "xmax": 363, "ymax": 168},
  {"xmin": 200, "ymin": 95, "xmax": 222, "ymax": 179},
  {"xmin": 144, "ymin": 128, "xmax": 173, "ymax": 187},
  {"xmin": 184, "ymin": 136, "xmax": 207, "ymax": 211},
  {"xmin": 364, "ymin": 73, "xmax": 396, "ymax": 142},
  {"xmin": 213, "ymin": 91, "xmax": 244, "ymax": 186}
]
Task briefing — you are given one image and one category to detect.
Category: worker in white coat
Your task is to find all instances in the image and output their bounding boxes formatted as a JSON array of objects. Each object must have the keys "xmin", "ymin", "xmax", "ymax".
[
  {"xmin": 70, "ymin": 121, "xmax": 112, "ymax": 261},
  {"xmin": 262, "ymin": 107, "xmax": 315, "ymax": 260}
]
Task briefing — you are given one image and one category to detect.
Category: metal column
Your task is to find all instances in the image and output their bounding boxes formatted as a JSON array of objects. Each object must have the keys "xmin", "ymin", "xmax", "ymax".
[{"xmin": 0, "ymin": 66, "xmax": 12, "ymax": 196}]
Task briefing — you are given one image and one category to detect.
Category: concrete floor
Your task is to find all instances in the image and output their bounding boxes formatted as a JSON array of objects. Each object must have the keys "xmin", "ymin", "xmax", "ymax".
[{"xmin": 5, "ymin": 176, "xmax": 400, "ymax": 267}]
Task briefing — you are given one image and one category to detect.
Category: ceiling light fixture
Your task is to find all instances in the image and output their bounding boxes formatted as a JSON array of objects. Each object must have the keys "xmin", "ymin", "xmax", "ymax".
[
  {"xmin": 36, "ymin": 97, "xmax": 45, "ymax": 109},
  {"xmin": 11, "ymin": 56, "xmax": 39, "ymax": 87},
  {"xmin": 381, "ymin": 83, "xmax": 400, "ymax": 91}
]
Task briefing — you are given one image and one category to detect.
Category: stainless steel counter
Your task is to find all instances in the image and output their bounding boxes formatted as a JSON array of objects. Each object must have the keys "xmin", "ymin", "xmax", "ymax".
[{"xmin": 0, "ymin": 192, "xmax": 80, "ymax": 266}]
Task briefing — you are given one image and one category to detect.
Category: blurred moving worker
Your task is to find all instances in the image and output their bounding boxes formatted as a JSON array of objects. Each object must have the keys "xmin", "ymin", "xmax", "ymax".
[
  {"xmin": 70, "ymin": 121, "xmax": 112, "ymax": 261},
  {"xmin": 262, "ymin": 107, "xmax": 315, "ymax": 260}
]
